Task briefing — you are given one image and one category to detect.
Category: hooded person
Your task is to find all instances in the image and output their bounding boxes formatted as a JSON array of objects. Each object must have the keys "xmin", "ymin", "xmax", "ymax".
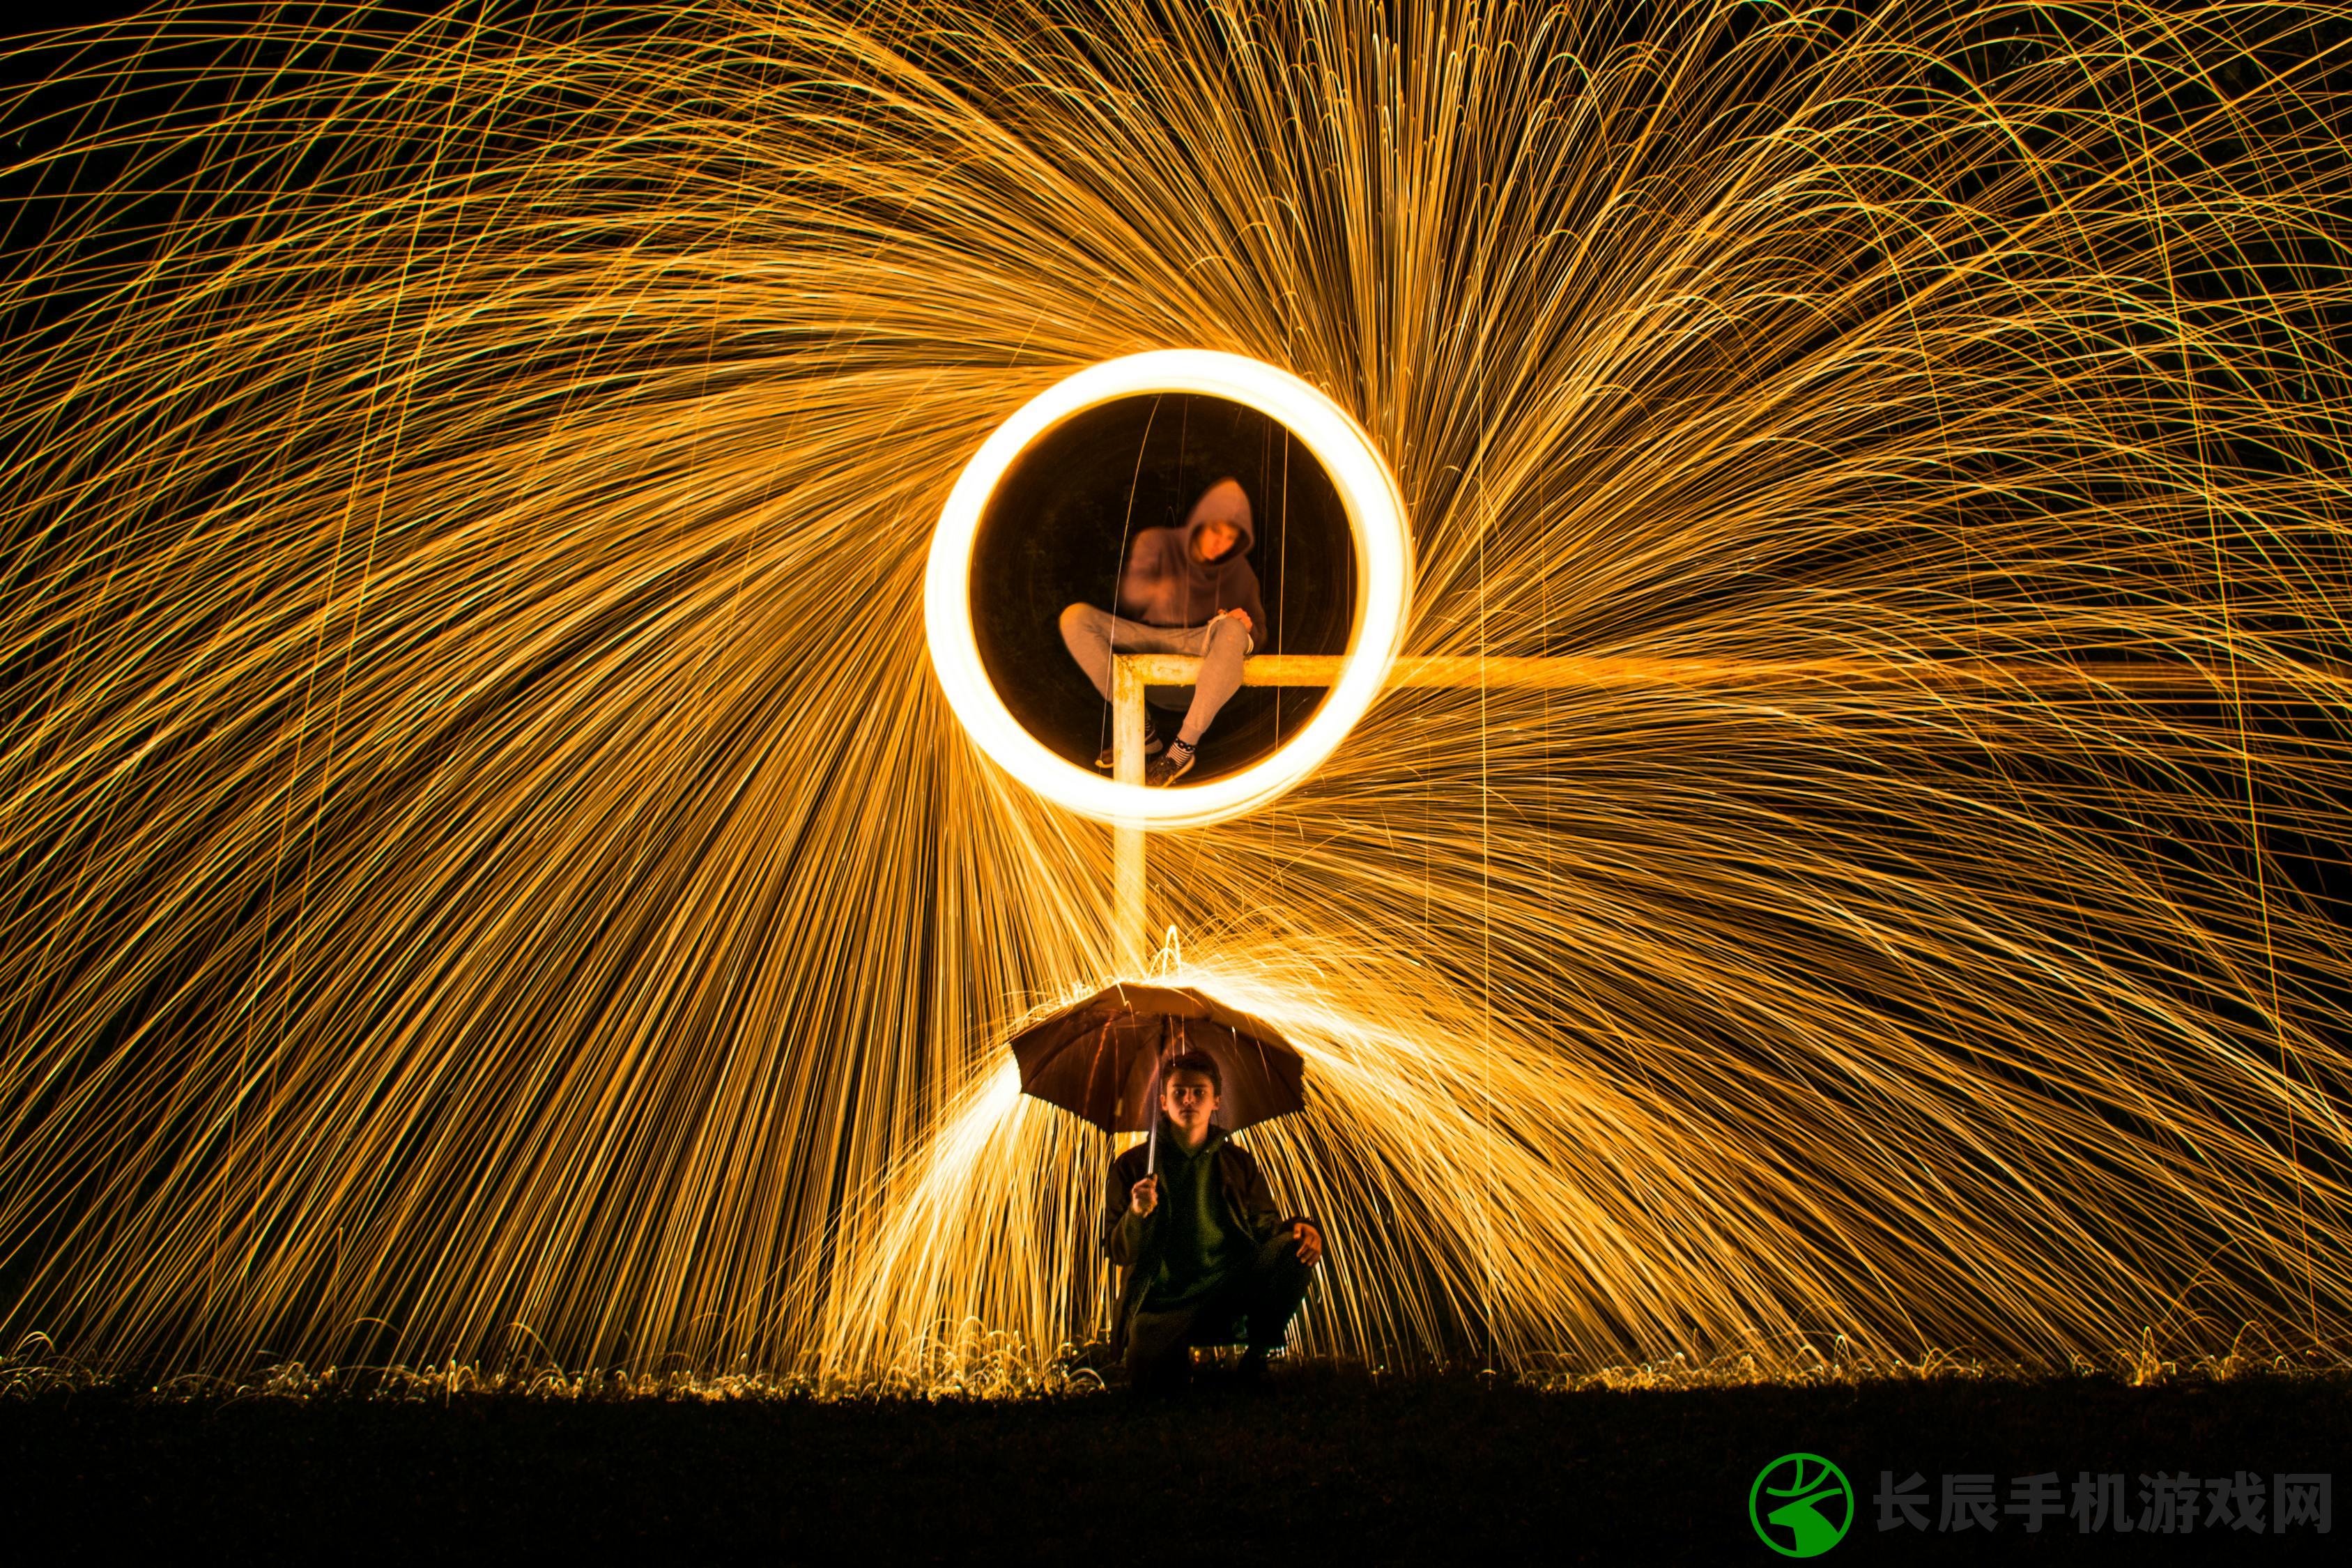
[{"xmin": 1059, "ymin": 476, "xmax": 1272, "ymax": 785}]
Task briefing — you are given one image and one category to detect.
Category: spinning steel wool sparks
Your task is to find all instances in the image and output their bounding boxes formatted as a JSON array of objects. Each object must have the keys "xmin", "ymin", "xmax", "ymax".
[
  {"xmin": 1, "ymin": 1, "xmax": 2351, "ymax": 1392},
  {"xmin": 928, "ymin": 348, "xmax": 1413, "ymax": 829}
]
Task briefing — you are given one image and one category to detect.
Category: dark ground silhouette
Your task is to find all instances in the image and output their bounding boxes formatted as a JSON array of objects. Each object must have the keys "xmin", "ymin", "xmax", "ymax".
[{"xmin": 3, "ymin": 1368, "xmax": 2346, "ymax": 1561}]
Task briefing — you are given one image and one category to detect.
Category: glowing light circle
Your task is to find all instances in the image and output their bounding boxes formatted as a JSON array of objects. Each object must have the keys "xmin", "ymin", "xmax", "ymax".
[{"xmin": 926, "ymin": 351, "xmax": 1411, "ymax": 829}]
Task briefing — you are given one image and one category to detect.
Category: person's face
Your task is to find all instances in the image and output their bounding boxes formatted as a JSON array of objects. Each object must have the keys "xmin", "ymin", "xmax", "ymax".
[
  {"xmin": 1190, "ymin": 521, "xmax": 1242, "ymax": 563},
  {"xmin": 1160, "ymin": 1068, "xmax": 1219, "ymax": 1139}
]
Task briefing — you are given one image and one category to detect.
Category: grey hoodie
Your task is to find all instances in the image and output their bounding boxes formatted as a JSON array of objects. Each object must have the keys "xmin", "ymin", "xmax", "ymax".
[{"xmin": 1115, "ymin": 477, "xmax": 1271, "ymax": 641}]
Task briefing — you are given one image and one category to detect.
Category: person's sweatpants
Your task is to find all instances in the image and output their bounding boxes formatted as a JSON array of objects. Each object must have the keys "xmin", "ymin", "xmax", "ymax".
[
  {"xmin": 1058, "ymin": 604, "xmax": 1254, "ymax": 744},
  {"xmin": 1124, "ymin": 1231, "xmax": 1316, "ymax": 1391}
]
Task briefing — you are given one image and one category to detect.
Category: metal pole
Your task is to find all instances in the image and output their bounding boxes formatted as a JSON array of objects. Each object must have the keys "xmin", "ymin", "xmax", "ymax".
[
  {"xmin": 1112, "ymin": 654, "xmax": 1147, "ymax": 970},
  {"xmin": 1114, "ymin": 650, "xmax": 2340, "ymax": 695}
]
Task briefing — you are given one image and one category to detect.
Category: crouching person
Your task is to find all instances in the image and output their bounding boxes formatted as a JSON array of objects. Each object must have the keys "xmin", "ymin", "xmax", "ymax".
[{"xmin": 1102, "ymin": 1048, "xmax": 1325, "ymax": 1393}]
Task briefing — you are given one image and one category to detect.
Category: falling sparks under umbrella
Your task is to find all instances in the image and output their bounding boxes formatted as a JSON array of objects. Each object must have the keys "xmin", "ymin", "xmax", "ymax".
[{"xmin": 1009, "ymin": 983, "xmax": 1307, "ymax": 1170}]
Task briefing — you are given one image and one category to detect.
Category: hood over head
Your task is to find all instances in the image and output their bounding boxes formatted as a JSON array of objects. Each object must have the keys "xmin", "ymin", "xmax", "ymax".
[
  {"xmin": 1181, "ymin": 477, "xmax": 1254, "ymax": 562},
  {"xmin": 1114, "ymin": 475, "xmax": 1270, "ymax": 636}
]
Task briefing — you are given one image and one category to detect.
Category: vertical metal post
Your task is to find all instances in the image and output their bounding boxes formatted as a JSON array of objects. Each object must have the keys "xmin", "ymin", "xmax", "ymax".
[{"xmin": 1111, "ymin": 655, "xmax": 1147, "ymax": 969}]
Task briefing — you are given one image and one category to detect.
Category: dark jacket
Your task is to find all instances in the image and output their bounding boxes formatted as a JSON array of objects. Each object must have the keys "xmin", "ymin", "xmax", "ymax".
[
  {"xmin": 1116, "ymin": 477, "xmax": 1271, "ymax": 640},
  {"xmin": 1101, "ymin": 1128, "xmax": 1306, "ymax": 1352}
]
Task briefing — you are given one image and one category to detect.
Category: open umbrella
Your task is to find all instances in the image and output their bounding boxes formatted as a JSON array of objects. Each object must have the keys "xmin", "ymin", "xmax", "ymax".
[{"xmin": 1008, "ymin": 983, "xmax": 1306, "ymax": 1171}]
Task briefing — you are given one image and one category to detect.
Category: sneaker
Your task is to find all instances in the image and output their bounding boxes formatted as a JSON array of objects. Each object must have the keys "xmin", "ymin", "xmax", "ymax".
[
  {"xmin": 1094, "ymin": 730, "xmax": 1165, "ymax": 770},
  {"xmin": 1144, "ymin": 737, "xmax": 1197, "ymax": 786},
  {"xmin": 1236, "ymin": 1348, "xmax": 1278, "ymax": 1394}
]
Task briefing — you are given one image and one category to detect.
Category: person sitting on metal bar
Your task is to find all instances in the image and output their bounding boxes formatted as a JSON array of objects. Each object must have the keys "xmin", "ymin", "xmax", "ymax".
[{"xmin": 1059, "ymin": 476, "xmax": 1269, "ymax": 785}]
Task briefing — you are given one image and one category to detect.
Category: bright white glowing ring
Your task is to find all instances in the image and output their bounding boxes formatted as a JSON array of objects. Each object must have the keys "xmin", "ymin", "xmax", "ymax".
[{"xmin": 927, "ymin": 351, "xmax": 1411, "ymax": 829}]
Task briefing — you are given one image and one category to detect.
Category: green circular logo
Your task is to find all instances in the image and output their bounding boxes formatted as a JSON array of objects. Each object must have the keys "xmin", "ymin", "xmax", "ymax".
[{"xmin": 1749, "ymin": 1453, "xmax": 1854, "ymax": 1557}]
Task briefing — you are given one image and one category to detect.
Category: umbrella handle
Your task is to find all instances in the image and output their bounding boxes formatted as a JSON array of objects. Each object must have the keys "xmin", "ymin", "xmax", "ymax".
[{"xmin": 1146, "ymin": 1025, "xmax": 1166, "ymax": 1176}]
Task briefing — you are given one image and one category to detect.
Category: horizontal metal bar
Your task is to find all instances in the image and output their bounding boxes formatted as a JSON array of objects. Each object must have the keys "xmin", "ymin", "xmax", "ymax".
[{"xmin": 1116, "ymin": 652, "xmax": 2348, "ymax": 694}]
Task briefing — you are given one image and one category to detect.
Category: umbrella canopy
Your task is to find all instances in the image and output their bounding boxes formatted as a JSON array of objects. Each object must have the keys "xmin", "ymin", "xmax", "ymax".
[{"xmin": 1009, "ymin": 983, "xmax": 1306, "ymax": 1136}]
